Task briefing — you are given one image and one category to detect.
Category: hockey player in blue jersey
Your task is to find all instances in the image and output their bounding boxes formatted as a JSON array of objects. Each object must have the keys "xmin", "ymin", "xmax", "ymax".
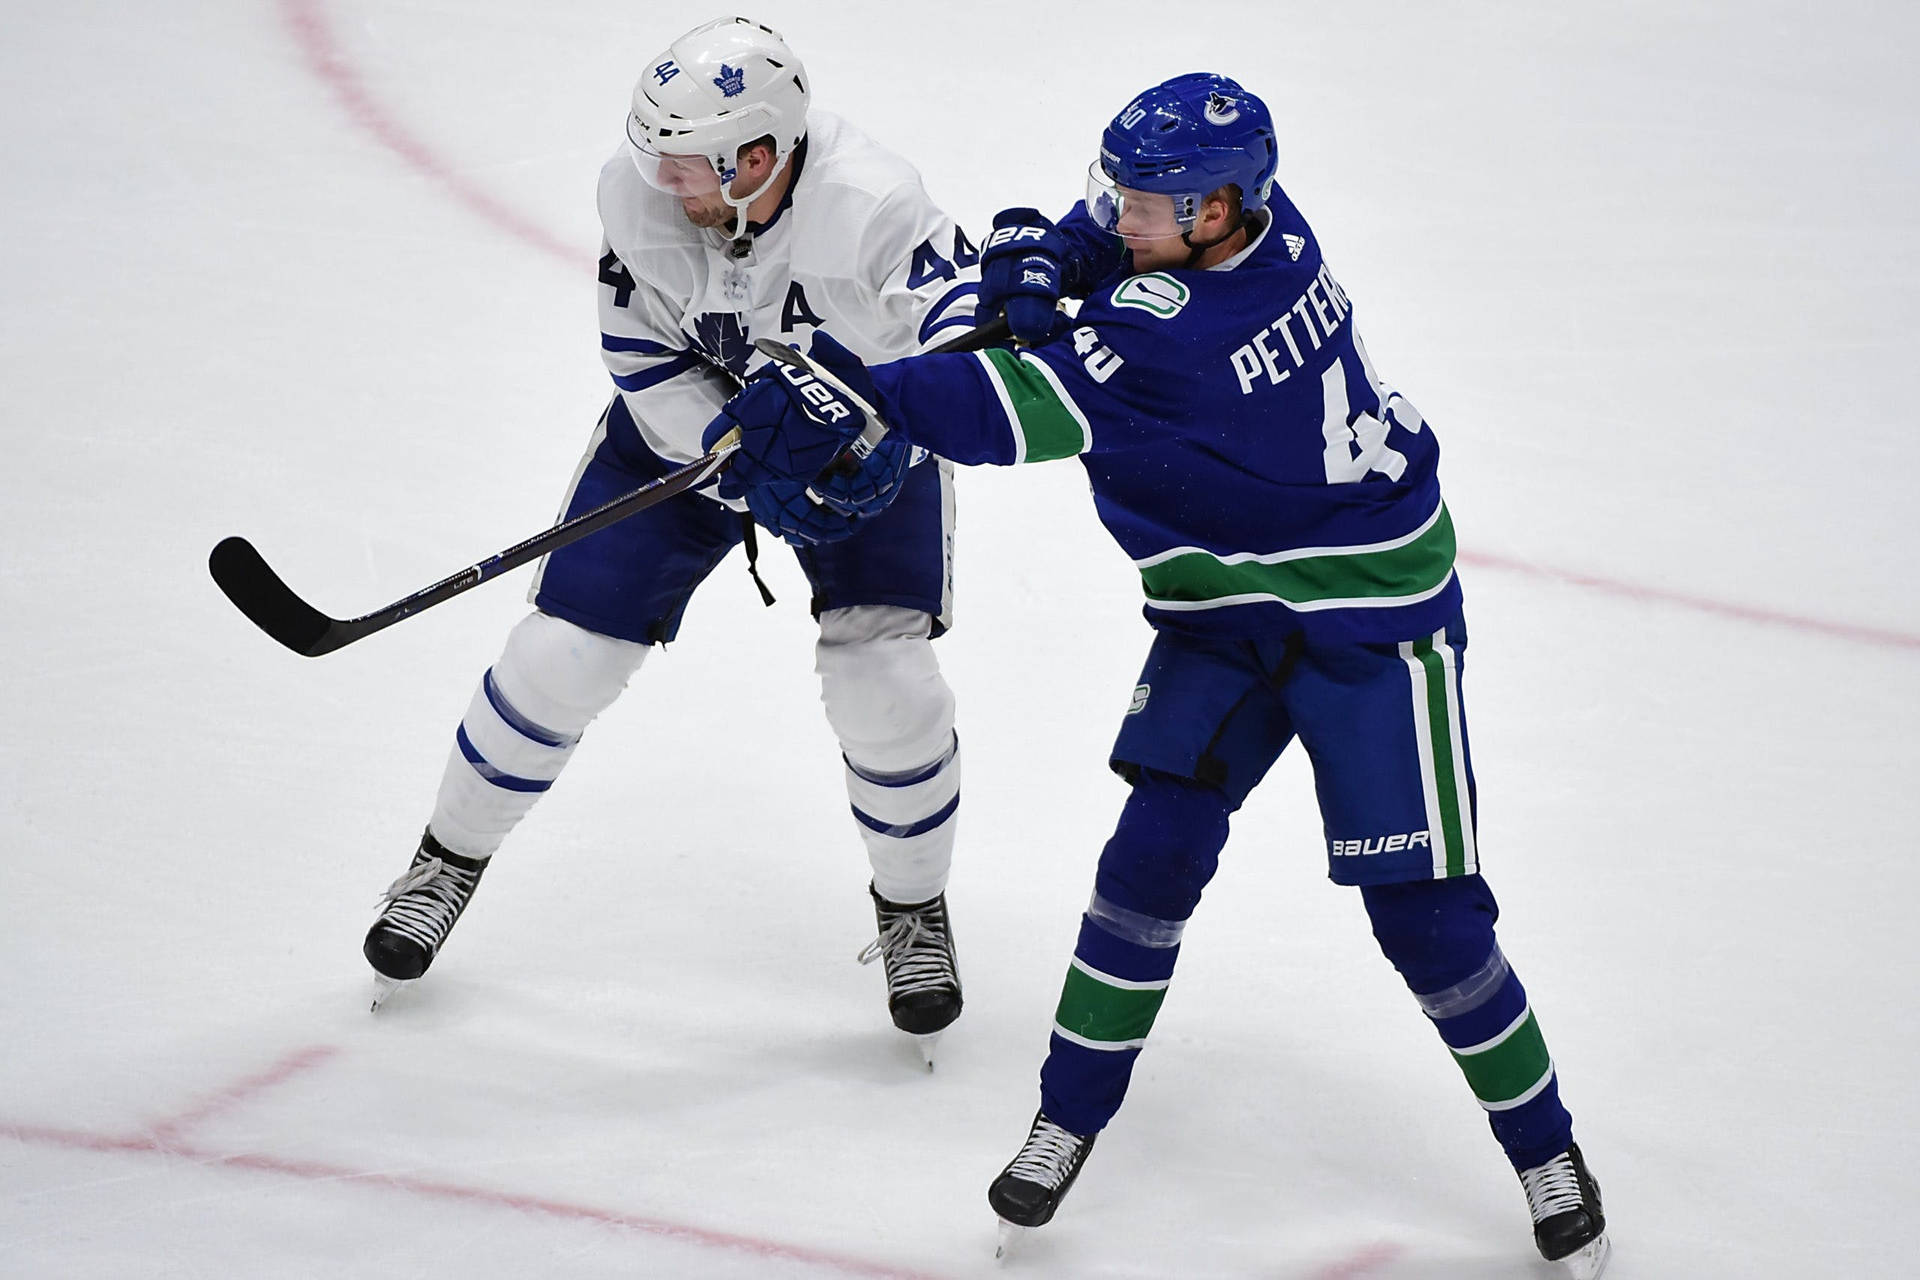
[{"xmin": 705, "ymin": 73, "xmax": 1610, "ymax": 1277}]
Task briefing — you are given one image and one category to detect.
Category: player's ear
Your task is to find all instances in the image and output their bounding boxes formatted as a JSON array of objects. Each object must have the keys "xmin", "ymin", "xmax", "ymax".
[
  {"xmin": 1203, "ymin": 184, "xmax": 1244, "ymax": 234},
  {"xmin": 736, "ymin": 134, "xmax": 779, "ymax": 180}
]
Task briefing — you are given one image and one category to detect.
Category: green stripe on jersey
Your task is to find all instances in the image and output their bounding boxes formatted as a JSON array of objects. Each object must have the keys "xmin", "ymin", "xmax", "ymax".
[
  {"xmin": 1053, "ymin": 960, "xmax": 1169, "ymax": 1049},
  {"xmin": 979, "ymin": 347, "xmax": 1090, "ymax": 463},
  {"xmin": 1136, "ymin": 502, "xmax": 1456, "ymax": 612},
  {"xmin": 1450, "ymin": 1008, "xmax": 1553, "ymax": 1110}
]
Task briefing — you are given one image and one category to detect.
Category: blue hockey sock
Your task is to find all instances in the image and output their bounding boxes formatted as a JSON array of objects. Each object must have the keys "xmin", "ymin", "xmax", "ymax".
[
  {"xmin": 1040, "ymin": 908, "xmax": 1180, "ymax": 1138},
  {"xmin": 1363, "ymin": 876, "xmax": 1575, "ymax": 1171},
  {"xmin": 1037, "ymin": 770, "xmax": 1232, "ymax": 1136}
]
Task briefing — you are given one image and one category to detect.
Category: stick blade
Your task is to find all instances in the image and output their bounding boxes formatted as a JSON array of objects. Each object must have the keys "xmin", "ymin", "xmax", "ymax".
[{"xmin": 208, "ymin": 536, "xmax": 346, "ymax": 657}]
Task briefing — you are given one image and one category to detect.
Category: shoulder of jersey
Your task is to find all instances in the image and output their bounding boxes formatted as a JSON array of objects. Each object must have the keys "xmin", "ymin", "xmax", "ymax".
[
  {"xmin": 789, "ymin": 110, "xmax": 937, "ymax": 277},
  {"xmin": 799, "ymin": 110, "xmax": 928, "ymax": 205},
  {"xmin": 1073, "ymin": 269, "xmax": 1230, "ymax": 360}
]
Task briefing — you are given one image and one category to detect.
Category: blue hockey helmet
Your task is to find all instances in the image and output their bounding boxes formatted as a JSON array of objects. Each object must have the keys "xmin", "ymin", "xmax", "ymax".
[{"xmin": 1087, "ymin": 73, "xmax": 1278, "ymax": 236}]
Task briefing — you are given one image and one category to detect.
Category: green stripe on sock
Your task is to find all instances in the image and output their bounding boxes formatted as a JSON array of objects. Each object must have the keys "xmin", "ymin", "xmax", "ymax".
[
  {"xmin": 1137, "ymin": 505, "xmax": 1456, "ymax": 610},
  {"xmin": 1412, "ymin": 635, "xmax": 1467, "ymax": 877},
  {"xmin": 1450, "ymin": 1009, "xmax": 1552, "ymax": 1108},
  {"xmin": 1054, "ymin": 962, "xmax": 1168, "ymax": 1047},
  {"xmin": 981, "ymin": 348, "xmax": 1087, "ymax": 462}
]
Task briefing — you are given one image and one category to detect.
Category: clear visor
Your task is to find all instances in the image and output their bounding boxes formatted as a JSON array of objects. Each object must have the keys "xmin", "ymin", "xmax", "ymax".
[
  {"xmin": 1085, "ymin": 163, "xmax": 1190, "ymax": 241},
  {"xmin": 626, "ymin": 119, "xmax": 725, "ymax": 197}
]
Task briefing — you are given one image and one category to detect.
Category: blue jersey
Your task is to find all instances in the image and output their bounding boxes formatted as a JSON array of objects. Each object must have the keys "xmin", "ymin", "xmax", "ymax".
[{"xmin": 869, "ymin": 188, "xmax": 1460, "ymax": 645}]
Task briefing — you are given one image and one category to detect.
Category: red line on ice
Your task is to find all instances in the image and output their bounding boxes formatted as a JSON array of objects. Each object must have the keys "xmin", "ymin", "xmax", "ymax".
[
  {"xmin": 1, "ymin": 1117, "xmax": 949, "ymax": 1280},
  {"xmin": 145, "ymin": 1044, "xmax": 337, "ymax": 1141},
  {"xmin": 278, "ymin": 0, "xmax": 584, "ymax": 268},
  {"xmin": 1311, "ymin": 1240, "xmax": 1405, "ymax": 1277},
  {"xmin": 1457, "ymin": 549, "xmax": 1920, "ymax": 652}
]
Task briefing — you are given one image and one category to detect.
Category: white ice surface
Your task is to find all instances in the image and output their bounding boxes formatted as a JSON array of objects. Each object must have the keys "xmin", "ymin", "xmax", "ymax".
[{"xmin": 3, "ymin": 3, "xmax": 1917, "ymax": 1277}]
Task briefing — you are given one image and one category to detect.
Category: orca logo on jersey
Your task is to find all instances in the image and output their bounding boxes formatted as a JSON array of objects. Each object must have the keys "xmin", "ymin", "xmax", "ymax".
[{"xmin": 775, "ymin": 364, "xmax": 856, "ymax": 426}]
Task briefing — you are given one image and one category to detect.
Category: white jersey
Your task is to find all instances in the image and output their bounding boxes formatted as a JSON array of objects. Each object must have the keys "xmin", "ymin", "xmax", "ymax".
[{"xmin": 594, "ymin": 109, "xmax": 980, "ymax": 467}]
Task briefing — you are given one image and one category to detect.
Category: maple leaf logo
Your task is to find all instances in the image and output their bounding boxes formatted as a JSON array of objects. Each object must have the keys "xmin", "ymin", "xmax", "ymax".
[{"xmin": 693, "ymin": 311, "xmax": 751, "ymax": 377}]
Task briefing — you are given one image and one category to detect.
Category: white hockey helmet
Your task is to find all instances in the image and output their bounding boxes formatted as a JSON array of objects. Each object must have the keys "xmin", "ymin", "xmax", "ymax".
[{"xmin": 626, "ymin": 17, "xmax": 809, "ymax": 232}]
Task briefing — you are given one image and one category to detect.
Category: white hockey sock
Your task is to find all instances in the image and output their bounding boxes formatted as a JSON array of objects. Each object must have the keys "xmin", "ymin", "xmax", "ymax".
[
  {"xmin": 846, "ymin": 734, "xmax": 962, "ymax": 905},
  {"xmin": 429, "ymin": 611, "xmax": 648, "ymax": 858},
  {"xmin": 816, "ymin": 606, "xmax": 959, "ymax": 904}
]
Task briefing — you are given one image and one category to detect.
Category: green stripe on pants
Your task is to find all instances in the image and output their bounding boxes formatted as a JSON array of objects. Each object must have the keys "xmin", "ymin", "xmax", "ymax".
[
  {"xmin": 1054, "ymin": 962, "xmax": 1168, "ymax": 1048},
  {"xmin": 1450, "ymin": 1008, "xmax": 1553, "ymax": 1109},
  {"xmin": 1412, "ymin": 634, "xmax": 1468, "ymax": 877}
]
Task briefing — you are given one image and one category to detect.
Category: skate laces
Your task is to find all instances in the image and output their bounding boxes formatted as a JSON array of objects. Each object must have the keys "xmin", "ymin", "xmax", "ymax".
[
  {"xmin": 375, "ymin": 855, "xmax": 480, "ymax": 952},
  {"xmin": 1520, "ymin": 1151, "xmax": 1587, "ymax": 1222},
  {"xmin": 1005, "ymin": 1118, "xmax": 1085, "ymax": 1189},
  {"xmin": 381, "ymin": 856, "xmax": 446, "ymax": 901},
  {"xmin": 857, "ymin": 902, "xmax": 954, "ymax": 996}
]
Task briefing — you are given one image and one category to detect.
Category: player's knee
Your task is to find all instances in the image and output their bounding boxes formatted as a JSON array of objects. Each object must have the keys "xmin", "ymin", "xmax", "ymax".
[
  {"xmin": 1361, "ymin": 874, "xmax": 1501, "ymax": 991},
  {"xmin": 816, "ymin": 606, "xmax": 953, "ymax": 770},
  {"xmin": 1095, "ymin": 769, "xmax": 1234, "ymax": 921},
  {"xmin": 491, "ymin": 610, "xmax": 650, "ymax": 736}
]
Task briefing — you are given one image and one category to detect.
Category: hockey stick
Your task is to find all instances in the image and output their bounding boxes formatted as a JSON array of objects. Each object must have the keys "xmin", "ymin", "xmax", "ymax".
[
  {"xmin": 210, "ymin": 314, "xmax": 1009, "ymax": 657},
  {"xmin": 208, "ymin": 445, "xmax": 737, "ymax": 658}
]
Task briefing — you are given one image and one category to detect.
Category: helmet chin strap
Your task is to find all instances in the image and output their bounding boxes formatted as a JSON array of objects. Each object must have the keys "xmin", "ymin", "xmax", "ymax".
[
  {"xmin": 718, "ymin": 147, "xmax": 795, "ymax": 241},
  {"xmin": 1179, "ymin": 210, "xmax": 1257, "ymax": 268}
]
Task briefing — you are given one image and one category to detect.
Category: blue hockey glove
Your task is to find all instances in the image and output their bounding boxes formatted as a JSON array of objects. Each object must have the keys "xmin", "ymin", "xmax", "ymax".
[
  {"xmin": 744, "ymin": 477, "xmax": 862, "ymax": 545},
  {"xmin": 811, "ymin": 434, "xmax": 911, "ymax": 519},
  {"xmin": 980, "ymin": 208, "xmax": 1070, "ymax": 345},
  {"xmin": 702, "ymin": 331, "xmax": 881, "ymax": 496}
]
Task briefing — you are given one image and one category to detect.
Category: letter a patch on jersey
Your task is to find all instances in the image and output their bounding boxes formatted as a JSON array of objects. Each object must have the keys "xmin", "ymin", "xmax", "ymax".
[{"xmin": 782, "ymin": 280, "xmax": 825, "ymax": 331}]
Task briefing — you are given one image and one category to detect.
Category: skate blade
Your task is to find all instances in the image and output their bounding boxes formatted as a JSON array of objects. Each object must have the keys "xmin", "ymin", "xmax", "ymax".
[
  {"xmin": 1559, "ymin": 1232, "xmax": 1611, "ymax": 1279},
  {"xmin": 914, "ymin": 1031, "xmax": 943, "ymax": 1071},
  {"xmin": 369, "ymin": 973, "xmax": 410, "ymax": 1012},
  {"xmin": 994, "ymin": 1218, "xmax": 1028, "ymax": 1262}
]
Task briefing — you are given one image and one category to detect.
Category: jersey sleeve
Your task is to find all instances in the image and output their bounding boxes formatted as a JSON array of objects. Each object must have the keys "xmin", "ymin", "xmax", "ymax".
[
  {"xmin": 595, "ymin": 237, "xmax": 735, "ymax": 462},
  {"xmin": 869, "ymin": 302, "xmax": 1179, "ymax": 466}
]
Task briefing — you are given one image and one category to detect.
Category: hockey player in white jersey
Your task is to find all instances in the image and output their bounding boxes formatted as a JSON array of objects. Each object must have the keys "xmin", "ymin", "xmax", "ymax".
[{"xmin": 362, "ymin": 18, "xmax": 978, "ymax": 1058}]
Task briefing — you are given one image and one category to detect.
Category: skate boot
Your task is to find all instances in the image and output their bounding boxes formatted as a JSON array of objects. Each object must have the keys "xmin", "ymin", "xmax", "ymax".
[
  {"xmin": 363, "ymin": 830, "xmax": 488, "ymax": 1010},
  {"xmin": 857, "ymin": 884, "xmax": 962, "ymax": 1064},
  {"xmin": 988, "ymin": 1111, "xmax": 1097, "ymax": 1257},
  {"xmin": 1519, "ymin": 1142, "xmax": 1611, "ymax": 1278}
]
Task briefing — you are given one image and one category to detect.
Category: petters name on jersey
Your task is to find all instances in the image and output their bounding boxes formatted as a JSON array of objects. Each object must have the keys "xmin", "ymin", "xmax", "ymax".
[{"xmin": 1227, "ymin": 261, "xmax": 1353, "ymax": 396}]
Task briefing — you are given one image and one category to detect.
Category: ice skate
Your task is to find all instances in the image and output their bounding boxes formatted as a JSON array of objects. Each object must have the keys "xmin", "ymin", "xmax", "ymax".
[
  {"xmin": 858, "ymin": 885, "xmax": 962, "ymax": 1064},
  {"xmin": 1519, "ymin": 1142, "xmax": 1610, "ymax": 1278},
  {"xmin": 988, "ymin": 1110, "xmax": 1097, "ymax": 1254},
  {"xmin": 363, "ymin": 831, "xmax": 488, "ymax": 1009}
]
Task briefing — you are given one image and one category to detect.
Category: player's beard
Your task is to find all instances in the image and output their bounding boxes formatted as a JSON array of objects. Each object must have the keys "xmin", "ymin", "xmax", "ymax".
[{"xmin": 680, "ymin": 195, "xmax": 735, "ymax": 231}]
